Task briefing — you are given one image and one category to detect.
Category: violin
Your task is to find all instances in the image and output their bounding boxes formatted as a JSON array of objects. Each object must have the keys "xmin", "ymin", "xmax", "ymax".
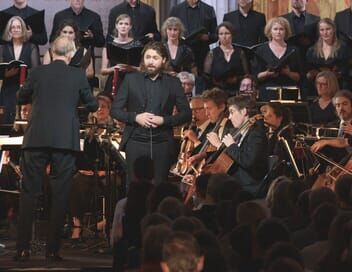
[{"xmin": 312, "ymin": 152, "xmax": 352, "ymax": 191}]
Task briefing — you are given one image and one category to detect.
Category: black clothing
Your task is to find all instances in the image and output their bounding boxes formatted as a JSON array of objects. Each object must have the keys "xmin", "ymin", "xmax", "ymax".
[
  {"xmin": 226, "ymin": 120, "xmax": 268, "ymax": 194},
  {"xmin": 169, "ymin": 1, "xmax": 217, "ymax": 72},
  {"xmin": 165, "ymin": 42, "xmax": 195, "ymax": 73},
  {"xmin": 223, "ymin": 9, "xmax": 266, "ymax": 46},
  {"xmin": 108, "ymin": 1, "xmax": 160, "ymax": 42},
  {"xmin": 253, "ymin": 43, "xmax": 303, "ymax": 101},
  {"xmin": 309, "ymin": 100, "xmax": 338, "ymax": 125},
  {"xmin": 282, "ymin": 11, "xmax": 320, "ymax": 58},
  {"xmin": 16, "ymin": 60, "xmax": 98, "ymax": 255},
  {"xmin": 48, "ymin": 47, "xmax": 85, "ymax": 67},
  {"xmin": 1, "ymin": 5, "xmax": 48, "ymax": 45},
  {"xmin": 305, "ymin": 43, "xmax": 350, "ymax": 89},
  {"xmin": 111, "ymin": 72, "xmax": 191, "ymax": 185},
  {"xmin": 204, "ymin": 46, "xmax": 248, "ymax": 96},
  {"xmin": 335, "ymin": 8, "xmax": 352, "ymax": 41},
  {"xmin": 50, "ymin": 7, "xmax": 105, "ymax": 48},
  {"xmin": 0, "ymin": 42, "xmax": 40, "ymax": 124}
]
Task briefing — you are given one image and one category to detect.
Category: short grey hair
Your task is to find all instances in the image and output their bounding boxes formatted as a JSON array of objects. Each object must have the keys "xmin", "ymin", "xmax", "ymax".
[
  {"xmin": 52, "ymin": 36, "xmax": 75, "ymax": 57},
  {"xmin": 177, "ymin": 71, "xmax": 195, "ymax": 84}
]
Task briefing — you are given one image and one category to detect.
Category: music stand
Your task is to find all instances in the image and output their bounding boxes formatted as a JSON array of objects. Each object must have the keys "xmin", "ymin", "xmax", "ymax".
[{"xmin": 266, "ymin": 86, "xmax": 301, "ymax": 102}]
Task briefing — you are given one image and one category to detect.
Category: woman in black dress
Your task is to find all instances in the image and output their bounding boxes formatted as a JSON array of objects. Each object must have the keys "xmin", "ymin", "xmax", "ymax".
[
  {"xmin": 0, "ymin": 16, "xmax": 40, "ymax": 124},
  {"xmin": 309, "ymin": 70, "xmax": 339, "ymax": 125},
  {"xmin": 306, "ymin": 18, "xmax": 349, "ymax": 90},
  {"xmin": 161, "ymin": 16, "xmax": 196, "ymax": 76},
  {"xmin": 254, "ymin": 17, "xmax": 302, "ymax": 101},
  {"xmin": 204, "ymin": 22, "xmax": 249, "ymax": 96},
  {"xmin": 101, "ymin": 14, "xmax": 141, "ymax": 94},
  {"xmin": 42, "ymin": 19, "xmax": 94, "ymax": 78}
]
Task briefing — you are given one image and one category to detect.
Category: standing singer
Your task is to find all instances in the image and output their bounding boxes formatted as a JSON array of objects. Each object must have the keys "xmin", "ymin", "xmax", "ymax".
[
  {"xmin": 111, "ymin": 41, "xmax": 192, "ymax": 186},
  {"xmin": 14, "ymin": 36, "xmax": 98, "ymax": 261}
]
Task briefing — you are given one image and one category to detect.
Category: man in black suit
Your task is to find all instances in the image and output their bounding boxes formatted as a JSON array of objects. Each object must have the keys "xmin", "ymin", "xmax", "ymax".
[
  {"xmin": 14, "ymin": 36, "xmax": 98, "ymax": 262},
  {"xmin": 222, "ymin": 95, "xmax": 268, "ymax": 194},
  {"xmin": 107, "ymin": 0, "xmax": 160, "ymax": 42},
  {"xmin": 169, "ymin": 0, "xmax": 217, "ymax": 73},
  {"xmin": 335, "ymin": 2, "xmax": 352, "ymax": 43},
  {"xmin": 1, "ymin": 0, "xmax": 47, "ymax": 45},
  {"xmin": 49, "ymin": 0, "xmax": 105, "ymax": 49},
  {"xmin": 223, "ymin": 0, "xmax": 266, "ymax": 46},
  {"xmin": 281, "ymin": 0, "xmax": 320, "ymax": 57},
  {"xmin": 111, "ymin": 41, "xmax": 192, "ymax": 186}
]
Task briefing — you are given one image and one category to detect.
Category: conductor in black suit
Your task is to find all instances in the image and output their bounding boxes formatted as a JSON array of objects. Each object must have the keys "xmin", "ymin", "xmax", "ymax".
[
  {"xmin": 223, "ymin": 0, "xmax": 266, "ymax": 46},
  {"xmin": 14, "ymin": 36, "xmax": 98, "ymax": 261},
  {"xmin": 111, "ymin": 41, "xmax": 192, "ymax": 186}
]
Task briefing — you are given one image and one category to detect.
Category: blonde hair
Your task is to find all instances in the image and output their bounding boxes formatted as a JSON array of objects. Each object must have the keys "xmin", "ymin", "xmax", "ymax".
[
  {"xmin": 112, "ymin": 14, "xmax": 133, "ymax": 38},
  {"xmin": 315, "ymin": 70, "xmax": 340, "ymax": 98},
  {"xmin": 2, "ymin": 16, "xmax": 30, "ymax": 42},
  {"xmin": 264, "ymin": 17, "xmax": 292, "ymax": 41},
  {"xmin": 161, "ymin": 17, "xmax": 185, "ymax": 41},
  {"xmin": 313, "ymin": 18, "xmax": 340, "ymax": 59}
]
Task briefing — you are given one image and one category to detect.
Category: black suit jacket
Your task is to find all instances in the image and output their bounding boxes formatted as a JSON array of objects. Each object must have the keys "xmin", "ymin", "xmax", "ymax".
[
  {"xmin": 282, "ymin": 11, "xmax": 320, "ymax": 37},
  {"xmin": 223, "ymin": 9, "xmax": 266, "ymax": 46},
  {"xmin": 108, "ymin": 1, "xmax": 160, "ymax": 41},
  {"xmin": 335, "ymin": 8, "xmax": 352, "ymax": 42},
  {"xmin": 226, "ymin": 120, "xmax": 268, "ymax": 193},
  {"xmin": 111, "ymin": 72, "xmax": 192, "ymax": 151},
  {"xmin": 17, "ymin": 60, "xmax": 98, "ymax": 151}
]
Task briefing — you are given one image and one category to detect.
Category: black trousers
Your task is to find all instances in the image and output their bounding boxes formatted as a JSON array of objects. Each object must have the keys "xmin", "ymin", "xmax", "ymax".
[
  {"xmin": 16, "ymin": 148, "xmax": 75, "ymax": 254},
  {"xmin": 125, "ymin": 139, "xmax": 172, "ymax": 187}
]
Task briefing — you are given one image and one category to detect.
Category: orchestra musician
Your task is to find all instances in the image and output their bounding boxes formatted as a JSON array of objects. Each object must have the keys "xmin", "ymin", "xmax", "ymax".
[
  {"xmin": 111, "ymin": 41, "xmax": 191, "ymax": 186},
  {"xmin": 14, "ymin": 36, "xmax": 98, "ymax": 261},
  {"xmin": 187, "ymin": 88, "xmax": 232, "ymax": 166},
  {"xmin": 0, "ymin": 16, "xmax": 40, "ymax": 125},
  {"xmin": 254, "ymin": 17, "xmax": 302, "ymax": 101},
  {"xmin": 311, "ymin": 90, "xmax": 352, "ymax": 153},
  {"xmin": 100, "ymin": 14, "xmax": 142, "ymax": 94},
  {"xmin": 222, "ymin": 95, "xmax": 268, "ymax": 194},
  {"xmin": 43, "ymin": 19, "xmax": 94, "ymax": 79}
]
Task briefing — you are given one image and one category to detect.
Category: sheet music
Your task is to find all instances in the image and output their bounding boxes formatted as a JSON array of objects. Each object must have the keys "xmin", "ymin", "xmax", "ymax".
[{"xmin": 0, "ymin": 136, "xmax": 23, "ymax": 147}]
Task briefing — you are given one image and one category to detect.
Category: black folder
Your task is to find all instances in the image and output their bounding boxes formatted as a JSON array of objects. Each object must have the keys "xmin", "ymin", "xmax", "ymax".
[
  {"xmin": 183, "ymin": 26, "xmax": 207, "ymax": 45},
  {"xmin": 106, "ymin": 42, "xmax": 143, "ymax": 67},
  {"xmin": 0, "ymin": 60, "xmax": 26, "ymax": 79},
  {"xmin": 234, "ymin": 42, "xmax": 265, "ymax": 60},
  {"xmin": 0, "ymin": 10, "xmax": 45, "ymax": 37},
  {"xmin": 255, "ymin": 48, "xmax": 296, "ymax": 72},
  {"xmin": 72, "ymin": 47, "xmax": 92, "ymax": 70}
]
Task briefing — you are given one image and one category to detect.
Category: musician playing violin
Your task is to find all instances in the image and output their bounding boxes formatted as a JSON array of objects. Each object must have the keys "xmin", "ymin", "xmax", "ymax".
[
  {"xmin": 311, "ymin": 90, "xmax": 352, "ymax": 153},
  {"xmin": 222, "ymin": 95, "xmax": 268, "ymax": 194},
  {"xmin": 187, "ymin": 88, "xmax": 232, "ymax": 165}
]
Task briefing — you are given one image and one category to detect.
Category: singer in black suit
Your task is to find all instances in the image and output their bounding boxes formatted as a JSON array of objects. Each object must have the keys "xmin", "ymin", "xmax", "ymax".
[
  {"xmin": 111, "ymin": 42, "xmax": 192, "ymax": 186},
  {"xmin": 14, "ymin": 37, "xmax": 98, "ymax": 262},
  {"xmin": 335, "ymin": 5, "xmax": 352, "ymax": 43}
]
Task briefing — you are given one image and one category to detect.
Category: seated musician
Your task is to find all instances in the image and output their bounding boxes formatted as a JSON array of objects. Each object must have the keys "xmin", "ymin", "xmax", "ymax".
[
  {"xmin": 306, "ymin": 18, "xmax": 349, "ymax": 90},
  {"xmin": 311, "ymin": 90, "xmax": 352, "ymax": 153},
  {"xmin": 187, "ymin": 88, "xmax": 232, "ymax": 168},
  {"xmin": 222, "ymin": 96, "xmax": 268, "ymax": 194},
  {"xmin": 70, "ymin": 92, "xmax": 115, "ymax": 244},
  {"xmin": 262, "ymin": 102, "xmax": 294, "ymax": 176}
]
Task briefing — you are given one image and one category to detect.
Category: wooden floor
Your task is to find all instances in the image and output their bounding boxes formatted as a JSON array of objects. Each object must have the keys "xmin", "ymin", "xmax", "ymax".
[{"xmin": 0, "ymin": 225, "xmax": 113, "ymax": 272}]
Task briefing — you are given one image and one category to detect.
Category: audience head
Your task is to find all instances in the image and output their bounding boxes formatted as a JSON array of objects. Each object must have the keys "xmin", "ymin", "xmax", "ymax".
[
  {"xmin": 335, "ymin": 175, "xmax": 352, "ymax": 208},
  {"xmin": 265, "ymin": 258, "xmax": 304, "ymax": 272},
  {"xmin": 201, "ymin": 88, "xmax": 228, "ymax": 123},
  {"xmin": 148, "ymin": 182, "xmax": 182, "ymax": 213},
  {"xmin": 172, "ymin": 216, "xmax": 205, "ymax": 234},
  {"xmin": 206, "ymin": 173, "xmax": 234, "ymax": 203},
  {"xmin": 194, "ymin": 173, "xmax": 211, "ymax": 200},
  {"xmin": 333, "ymin": 90, "xmax": 352, "ymax": 122},
  {"xmin": 161, "ymin": 232, "xmax": 204, "ymax": 272},
  {"xmin": 157, "ymin": 196, "xmax": 185, "ymax": 220},
  {"xmin": 315, "ymin": 70, "xmax": 339, "ymax": 99},
  {"xmin": 312, "ymin": 202, "xmax": 338, "ymax": 240},
  {"xmin": 236, "ymin": 201, "xmax": 267, "ymax": 226},
  {"xmin": 113, "ymin": 14, "xmax": 133, "ymax": 38},
  {"xmin": 270, "ymin": 179, "xmax": 296, "ymax": 218},
  {"xmin": 3, "ymin": 16, "xmax": 29, "ymax": 42},
  {"xmin": 141, "ymin": 213, "xmax": 172, "ymax": 236},
  {"xmin": 309, "ymin": 187, "xmax": 337, "ymax": 215},
  {"xmin": 161, "ymin": 17, "xmax": 185, "ymax": 41},
  {"xmin": 264, "ymin": 17, "xmax": 292, "ymax": 41},
  {"xmin": 141, "ymin": 41, "xmax": 169, "ymax": 76}
]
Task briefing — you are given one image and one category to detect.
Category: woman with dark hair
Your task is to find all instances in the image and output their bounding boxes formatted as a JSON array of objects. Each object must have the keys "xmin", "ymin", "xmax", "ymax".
[
  {"xmin": 0, "ymin": 16, "xmax": 40, "ymax": 124},
  {"xmin": 203, "ymin": 22, "xmax": 249, "ymax": 96},
  {"xmin": 310, "ymin": 70, "xmax": 339, "ymax": 125},
  {"xmin": 306, "ymin": 18, "xmax": 349, "ymax": 89},
  {"xmin": 43, "ymin": 19, "xmax": 94, "ymax": 78},
  {"xmin": 161, "ymin": 16, "xmax": 196, "ymax": 76},
  {"xmin": 254, "ymin": 17, "xmax": 302, "ymax": 101}
]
